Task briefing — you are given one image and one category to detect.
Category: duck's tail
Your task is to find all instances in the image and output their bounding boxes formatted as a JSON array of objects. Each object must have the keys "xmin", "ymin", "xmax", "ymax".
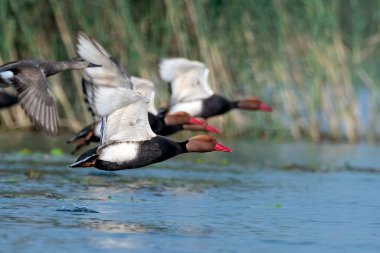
[{"xmin": 69, "ymin": 147, "xmax": 98, "ymax": 168}]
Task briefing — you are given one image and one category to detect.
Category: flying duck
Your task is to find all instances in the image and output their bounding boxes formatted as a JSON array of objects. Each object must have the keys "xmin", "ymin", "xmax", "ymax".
[
  {"xmin": 70, "ymin": 92, "xmax": 231, "ymax": 171},
  {"xmin": 0, "ymin": 57, "xmax": 92, "ymax": 135},
  {"xmin": 67, "ymin": 33, "xmax": 219, "ymax": 153},
  {"xmin": 70, "ymin": 34, "xmax": 231, "ymax": 170},
  {"xmin": 159, "ymin": 58, "xmax": 273, "ymax": 118}
]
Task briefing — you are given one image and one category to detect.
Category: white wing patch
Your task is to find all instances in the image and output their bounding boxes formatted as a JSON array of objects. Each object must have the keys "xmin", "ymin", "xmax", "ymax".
[
  {"xmin": 159, "ymin": 58, "xmax": 205, "ymax": 82},
  {"xmin": 99, "ymin": 142, "xmax": 139, "ymax": 163},
  {"xmin": 101, "ymin": 95, "xmax": 156, "ymax": 143},
  {"xmin": 159, "ymin": 58, "xmax": 214, "ymax": 106},
  {"xmin": 0, "ymin": 71, "xmax": 14, "ymax": 84},
  {"xmin": 77, "ymin": 33, "xmax": 111, "ymax": 65},
  {"xmin": 92, "ymin": 86, "xmax": 143, "ymax": 117},
  {"xmin": 77, "ymin": 32, "xmax": 132, "ymax": 89},
  {"xmin": 131, "ymin": 76, "xmax": 157, "ymax": 115},
  {"xmin": 77, "ymin": 33, "xmax": 155, "ymax": 146}
]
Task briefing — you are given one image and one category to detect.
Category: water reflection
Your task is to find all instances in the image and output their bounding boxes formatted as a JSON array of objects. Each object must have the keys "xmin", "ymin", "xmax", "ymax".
[{"xmin": 95, "ymin": 237, "xmax": 137, "ymax": 250}]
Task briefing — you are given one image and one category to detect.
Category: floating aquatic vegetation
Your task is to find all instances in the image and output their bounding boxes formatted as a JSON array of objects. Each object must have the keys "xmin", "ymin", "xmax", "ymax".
[{"xmin": 50, "ymin": 148, "xmax": 63, "ymax": 156}]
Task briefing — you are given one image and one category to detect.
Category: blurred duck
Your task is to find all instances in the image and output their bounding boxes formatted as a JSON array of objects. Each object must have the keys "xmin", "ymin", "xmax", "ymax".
[
  {"xmin": 70, "ymin": 33, "xmax": 231, "ymax": 170},
  {"xmin": 68, "ymin": 78, "xmax": 219, "ymax": 153},
  {"xmin": 68, "ymin": 33, "xmax": 219, "ymax": 153},
  {"xmin": 0, "ymin": 57, "xmax": 92, "ymax": 135},
  {"xmin": 159, "ymin": 58, "xmax": 273, "ymax": 118}
]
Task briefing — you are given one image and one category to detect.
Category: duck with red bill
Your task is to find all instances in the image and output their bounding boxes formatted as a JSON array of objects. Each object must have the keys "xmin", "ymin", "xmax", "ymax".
[
  {"xmin": 188, "ymin": 117, "xmax": 221, "ymax": 134},
  {"xmin": 214, "ymin": 142, "xmax": 232, "ymax": 152}
]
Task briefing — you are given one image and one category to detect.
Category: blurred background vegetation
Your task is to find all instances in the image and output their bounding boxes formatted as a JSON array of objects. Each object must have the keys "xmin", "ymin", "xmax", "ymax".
[{"xmin": 0, "ymin": 0, "xmax": 379, "ymax": 143}]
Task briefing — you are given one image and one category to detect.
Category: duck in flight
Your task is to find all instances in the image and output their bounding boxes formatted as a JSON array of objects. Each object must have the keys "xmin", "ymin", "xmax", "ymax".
[
  {"xmin": 159, "ymin": 58, "xmax": 272, "ymax": 119},
  {"xmin": 70, "ymin": 84, "xmax": 231, "ymax": 170},
  {"xmin": 0, "ymin": 57, "xmax": 92, "ymax": 135},
  {"xmin": 68, "ymin": 77, "xmax": 219, "ymax": 154},
  {"xmin": 70, "ymin": 33, "xmax": 231, "ymax": 170},
  {"xmin": 67, "ymin": 33, "xmax": 219, "ymax": 153}
]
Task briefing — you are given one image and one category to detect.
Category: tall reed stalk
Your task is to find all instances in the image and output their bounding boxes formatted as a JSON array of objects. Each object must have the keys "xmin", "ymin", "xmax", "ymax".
[{"xmin": 0, "ymin": 0, "xmax": 379, "ymax": 142}]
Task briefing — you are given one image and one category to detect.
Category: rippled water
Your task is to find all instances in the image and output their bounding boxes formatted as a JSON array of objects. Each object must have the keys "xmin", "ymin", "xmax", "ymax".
[{"xmin": 0, "ymin": 132, "xmax": 380, "ymax": 253}]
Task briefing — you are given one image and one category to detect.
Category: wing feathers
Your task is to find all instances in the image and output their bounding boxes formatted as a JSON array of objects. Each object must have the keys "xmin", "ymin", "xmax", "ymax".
[
  {"xmin": 159, "ymin": 58, "xmax": 214, "ymax": 105},
  {"xmin": 159, "ymin": 58, "xmax": 206, "ymax": 82},
  {"xmin": 76, "ymin": 32, "xmax": 156, "ymax": 143}
]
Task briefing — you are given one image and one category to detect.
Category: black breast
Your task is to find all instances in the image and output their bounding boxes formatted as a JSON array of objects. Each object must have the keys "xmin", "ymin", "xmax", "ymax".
[
  {"xmin": 148, "ymin": 112, "xmax": 183, "ymax": 136},
  {"xmin": 201, "ymin": 94, "xmax": 234, "ymax": 118},
  {"xmin": 148, "ymin": 112, "xmax": 165, "ymax": 133},
  {"xmin": 95, "ymin": 137, "xmax": 187, "ymax": 171},
  {"xmin": 155, "ymin": 125, "xmax": 183, "ymax": 136}
]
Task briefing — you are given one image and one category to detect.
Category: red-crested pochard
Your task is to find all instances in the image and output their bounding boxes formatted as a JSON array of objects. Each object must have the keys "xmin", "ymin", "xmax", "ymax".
[
  {"xmin": 68, "ymin": 33, "xmax": 219, "ymax": 153},
  {"xmin": 159, "ymin": 58, "xmax": 272, "ymax": 118}
]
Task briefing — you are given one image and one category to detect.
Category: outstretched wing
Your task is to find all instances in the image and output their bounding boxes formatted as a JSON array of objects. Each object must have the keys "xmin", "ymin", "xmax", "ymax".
[
  {"xmin": 159, "ymin": 58, "xmax": 214, "ymax": 106},
  {"xmin": 131, "ymin": 76, "xmax": 157, "ymax": 115},
  {"xmin": 85, "ymin": 79, "xmax": 142, "ymax": 118},
  {"xmin": 77, "ymin": 32, "xmax": 136, "ymax": 119},
  {"xmin": 76, "ymin": 32, "xmax": 132, "ymax": 89},
  {"xmin": 0, "ymin": 62, "xmax": 59, "ymax": 135},
  {"xmin": 76, "ymin": 33, "xmax": 156, "ymax": 143},
  {"xmin": 100, "ymin": 87, "xmax": 156, "ymax": 144},
  {"xmin": 81, "ymin": 78, "xmax": 99, "ymax": 120}
]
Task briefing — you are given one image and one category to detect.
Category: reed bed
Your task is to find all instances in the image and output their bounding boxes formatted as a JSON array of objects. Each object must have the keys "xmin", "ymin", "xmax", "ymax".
[{"xmin": 0, "ymin": 0, "xmax": 379, "ymax": 142}]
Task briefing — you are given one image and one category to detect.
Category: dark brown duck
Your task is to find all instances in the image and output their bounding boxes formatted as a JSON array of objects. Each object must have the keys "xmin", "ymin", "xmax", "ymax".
[{"xmin": 0, "ymin": 57, "xmax": 92, "ymax": 135}]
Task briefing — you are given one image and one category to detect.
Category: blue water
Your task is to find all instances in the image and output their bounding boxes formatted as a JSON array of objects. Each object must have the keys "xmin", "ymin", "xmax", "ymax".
[{"xmin": 0, "ymin": 132, "xmax": 379, "ymax": 253}]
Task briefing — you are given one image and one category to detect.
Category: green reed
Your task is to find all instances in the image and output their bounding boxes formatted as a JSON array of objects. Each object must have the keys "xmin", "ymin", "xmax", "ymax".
[{"xmin": 0, "ymin": 0, "xmax": 379, "ymax": 142}]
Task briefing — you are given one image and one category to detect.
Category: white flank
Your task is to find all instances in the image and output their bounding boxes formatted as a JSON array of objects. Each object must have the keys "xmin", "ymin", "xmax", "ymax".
[
  {"xmin": 99, "ymin": 142, "xmax": 139, "ymax": 163},
  {"xmin": 169, "ymin": 100, "xmax": 203, "ymax": 117},
  {"xmin": 0, "ymin": 71, "xmax": 14, "ymax": 84}
]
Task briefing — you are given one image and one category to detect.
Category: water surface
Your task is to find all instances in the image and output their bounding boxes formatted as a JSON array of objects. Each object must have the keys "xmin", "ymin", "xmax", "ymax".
[{"xmin": 0, "ymin": 132, "xmax": 379, "ymax": 253}]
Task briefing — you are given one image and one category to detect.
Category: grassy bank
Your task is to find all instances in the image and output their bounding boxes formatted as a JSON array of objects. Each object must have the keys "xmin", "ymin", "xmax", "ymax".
[{"xmin": 0, "ymin": 0, "xmax": 379, "ymax": 142}]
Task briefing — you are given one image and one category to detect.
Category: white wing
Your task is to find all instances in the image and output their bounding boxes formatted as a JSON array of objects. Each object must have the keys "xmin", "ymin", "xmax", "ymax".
[
  {"xmin": 91, "ymin": 85, "xmax": 143, "ymax": 117},
  {"xmin": 159, "ymin": 58, "xmax": 214, "ymax": 106},
  {"xmin": 76, "ymin": 32, "xmax": 132, "ymax": 89},
  {"xmin": 131, "ymin": 76, "xmax": 157, "ymax": 115},
  {"xmin": 101, "ymin": 90, "xmax": 156, "ymax": 143}
]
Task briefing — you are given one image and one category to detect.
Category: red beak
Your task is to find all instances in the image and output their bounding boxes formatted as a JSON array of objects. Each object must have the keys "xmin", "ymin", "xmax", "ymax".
[
  {"xmin": 188, "ymin": 117, "xmax": 204, "ymax": 125},
  {"xmin": 259, "ymin": 103, "xmax": 273, "ymax": 112},
  {"xmin": 189, "ymin": 117, "xmax": 221, "ymax": 134},
  {"xmin": 214, "ymin": 142, "xmax": 232, "ymax": 152},
  {"xmin": 205, "ymin": 124, "xmax": 221, "ymax": 134}
]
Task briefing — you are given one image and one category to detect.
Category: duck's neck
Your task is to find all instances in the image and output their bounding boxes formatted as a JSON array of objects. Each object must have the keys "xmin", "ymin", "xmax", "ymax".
[
  {"xmin": 177, "ymin": 140, "xmax": 189, "ymax": 154},
  {"xmin": 43, "ymin": 58, "xmax": 86, "ymax": 76},
  {"xmin": 42, "ymin": 61, "xmax": 72, "ymax": 76},
  {"xmin": 229, "ymin": 100, "xmax": 240, "ymax": 109},
  {"xmin": 201, "ymin": 94, "xmax": 234, "ymax": 118}
]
